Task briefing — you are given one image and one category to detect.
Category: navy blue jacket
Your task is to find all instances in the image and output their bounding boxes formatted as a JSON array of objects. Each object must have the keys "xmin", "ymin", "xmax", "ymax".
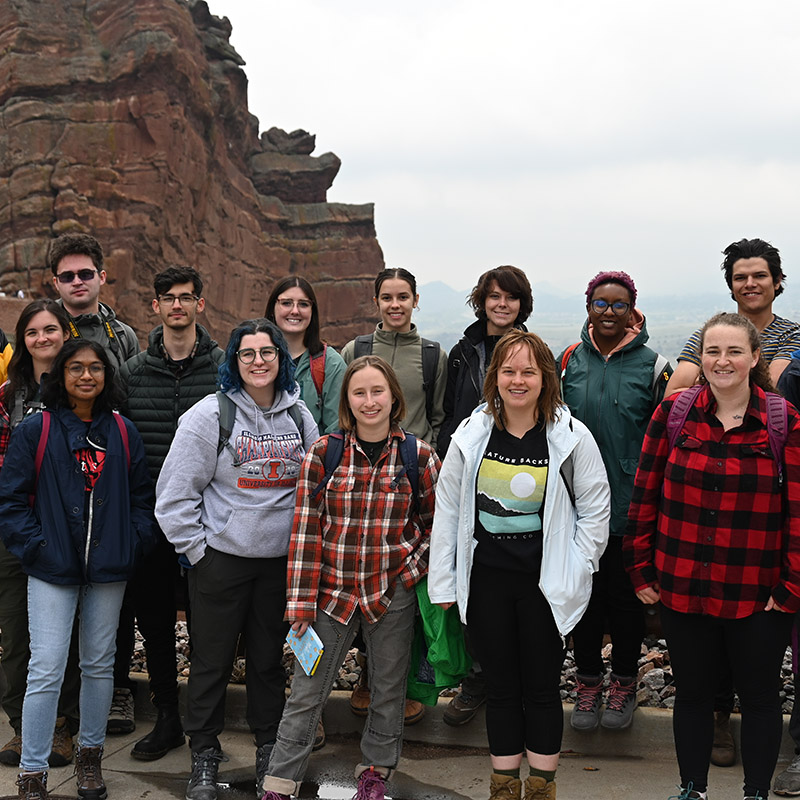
[{"xmin": 0, "ymin": 406, "xmax": 156, "ymax": 585}]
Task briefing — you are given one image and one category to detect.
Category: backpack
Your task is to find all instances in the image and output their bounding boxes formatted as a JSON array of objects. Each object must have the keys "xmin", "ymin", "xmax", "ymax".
[
  {"xmin": 32, "ymin": 410, "xmax": 130, "ymax": 506},
  {"xmin": 353, "ymin": 334, "xmax": 440, "ymax": 424},
  {"xmin": 216, "ymin": 391, "xmax": 305, "ymax": 462},
  {"xmin": 308, "ymin": 345, "xmax": 327, "ymax": 402},
  {"xmin": 666, "ymin": 384, "xmax": 788, "ymax": 485},
  {"xmin": 309, "ymin": 429, "xmax": 421, "ymax": 515}
]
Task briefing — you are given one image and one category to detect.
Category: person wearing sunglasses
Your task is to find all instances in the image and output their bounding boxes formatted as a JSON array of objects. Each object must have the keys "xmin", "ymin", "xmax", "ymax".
[
  {"xmin": 558, "ymin": 271, "xmax": 672, "ymax": 734},
  {"xmin": 48, "ymin": 233, "xmax": 140, "ymax": 369},
  {"xmin": 156, "ymin": 318, "xmax": 318, "ymax": 800}
]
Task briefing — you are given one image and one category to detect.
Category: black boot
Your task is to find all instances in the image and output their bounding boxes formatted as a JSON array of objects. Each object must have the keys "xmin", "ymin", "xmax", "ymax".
[{"xmin": 130, "ymin": 705, "xmax": 185, "ymax": 761}]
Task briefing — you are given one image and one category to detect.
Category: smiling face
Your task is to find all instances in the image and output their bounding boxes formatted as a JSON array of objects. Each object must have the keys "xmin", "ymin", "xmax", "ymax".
[
  {"xmin": 730, "ymin": 257, "xmax": 780, "ymax": 317},
  {"xmin": 53, "ymin": 253, "xmax": 106, "ymax": 316},
  {"xmin": 497, "ymin": 344, "xmax": 542, "ymax": 420},
  {"xmin": 64, "ymin": 346, "xmax": 106, "ymax": 407},
  {"xmin": 701, "ymin": 324, "xmax": 759, "ymax": 395},
  {"xmin": 588, "ymin": 282, "xmax": 633, "ymax": 351},
  {"xmin": 24, "ymin": 310, "xmax": 69, "ymax": 370},
  {"xmin": 237, "ymin": 332, "xmax": 279, "ymax": 405},
  {"xmin": 152, "ymin": 280, "xmax": 204, "ymax": 330},
  {"xmin": 272, "ymin": 285, "xmax": 312, "ymax": 339},
  {"xmin": 374, "ymin": 277, "xmax": 418, "ymax": 333},
  {"xmin": 484, "ymin": 280, "xmax": 521, "ymax": 336},
  {"xmin": 347, "ymin": 365, "xmax": 394, "ymax": 439}
]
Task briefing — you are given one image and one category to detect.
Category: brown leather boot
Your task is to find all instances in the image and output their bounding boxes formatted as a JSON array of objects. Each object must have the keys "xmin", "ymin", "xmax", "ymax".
[
  {"xmin": 49, "ymin": 717, "xmax": 74, "ymax": 767},
  {"xmin": 489, "ymin": 773, "xmax": 522, "ymax": 800},
  {"xmin": 523, "ymin": 775, "xmax": 556, "ymax": 800},
  {"xmin": 16, "ymin": 771, "xmax": 49, "ymax": 799},
  {"xmin": 75, "ymin": 746, "xmax": 107, "ymax": 800},
  {"xmin": 710, "ymin": 710, "xmax": 736, "ymax": 767}
]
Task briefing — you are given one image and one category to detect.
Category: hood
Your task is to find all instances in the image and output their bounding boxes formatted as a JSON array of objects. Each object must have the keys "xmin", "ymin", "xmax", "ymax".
[
  {"xmin": 581, "ymin": 307, "xmax": 649, "ymax": 357},
  {"xmin": 224, "ymin": 383, "xmax": 302, "ymax": 434}
]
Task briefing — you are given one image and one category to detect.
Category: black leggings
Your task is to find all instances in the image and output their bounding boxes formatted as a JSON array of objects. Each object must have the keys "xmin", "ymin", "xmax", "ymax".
[
  {"xmin": 660, "ymin": 605, "xmax": 793, "ymax": 796},
  {"xmin": 466, "ymin": 562, "xmax": 565, "ymax": 756}
]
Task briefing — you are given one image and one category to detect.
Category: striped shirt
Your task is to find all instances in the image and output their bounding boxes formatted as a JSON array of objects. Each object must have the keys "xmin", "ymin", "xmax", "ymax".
[
  {"xmin": 286, "ymin": 425, "xmax": 440, "ymax": 625},
  {"xmin": 625, "ymin": 384, "xmax": 800, "ymax": 618},
  {"xmin": 677, "ymin": 314, "xmax": 800, "ymax": 366}
]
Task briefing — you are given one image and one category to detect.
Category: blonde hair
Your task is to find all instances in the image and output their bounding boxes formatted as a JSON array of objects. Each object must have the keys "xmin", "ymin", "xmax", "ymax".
[{"xmin": 338, "ymin": 355, "xmax": 407, "ymax": 432}]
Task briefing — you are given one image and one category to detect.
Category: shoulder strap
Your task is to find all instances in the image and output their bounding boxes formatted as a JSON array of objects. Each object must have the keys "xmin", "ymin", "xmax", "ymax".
[
  {"xmin": 667, "ymin": 385, "xmax": 703, "ymax": 452},
  {"xmin": 420, "ymin": 339, "xmax": 440, "ymax": 424},
  {"xmin": 560, "ymin": 342, "xmax": 581, "ymax": 379},
  {"xmin": 394, "ymin": 432, "xmax": 421, "ymax": 516},
  {"xmin": 9, "ymin": 390, "xmax": 26, "ymax": 430},
  {"xmin": 30, "ymin": 411, "xmax": 51, "ymax": 507},
  {"xmin": 288, "ymin": 404, "xmax": 305, "ymax": 439},
  {"xmin": 309, "ymin": 344, "xmax": 327, "ymax": 400},
  {"xmin": 216, "ymin": 390, "xmax": 237, "ymax": 457},
  {"xmin": 112, "ymin": 411, "xmax": 131, "ymax": 472},
  {"xmin": 652, "ymin": 354, "xmax": 670, "ymax": 392},
  {"xmin": 310, "ymin": 431, "xmax": 345, "ymax": 501},
  {"xmin": 765, "ymin": 392, "xmax": 788, "ymax": 485},
  {"xmin": 353, "ymin": 334, "xmax": 373, "ymax": 359}
]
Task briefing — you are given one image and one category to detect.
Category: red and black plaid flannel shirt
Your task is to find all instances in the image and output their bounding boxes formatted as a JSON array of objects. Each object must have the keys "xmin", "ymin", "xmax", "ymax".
[
  {"xmin": 625, "ymin": 384, "xmax": 800, "ymax": 618},
  {"xmin": 286, "ymin": 425, "xmax": 440, "ymax": 625}
]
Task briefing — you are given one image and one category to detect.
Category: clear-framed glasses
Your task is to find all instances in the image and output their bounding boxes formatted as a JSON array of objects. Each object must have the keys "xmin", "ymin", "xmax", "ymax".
[
  {"xmin": 590, "ymin": 299, "xmax": 630, "ymax": 316},
  {"xmin": 56, "ymin": 269, "xmax": 98, "ymax": 284},
  {"xmin": 277, "ymin": 298, "xmax": 312, "ymax": 311},
  {"xmin": 158, "ymin": 294, "xmax": 199, "ymax": 307},
  {"xmin": 237, "ymin": 346, "xmax": 279, "ymax": 364},
  {"xmin": 66, "ymin": 363, "xmax": 105, "ymax": 377}
]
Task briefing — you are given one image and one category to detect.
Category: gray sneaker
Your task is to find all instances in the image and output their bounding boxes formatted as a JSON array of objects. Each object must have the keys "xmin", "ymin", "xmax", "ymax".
[
  {"xmin": 570, "ymin": 673, "xmax": 603, "ymax": 731},
  {"xmin": 600, "ymin": 673, "xmax": 637, "ymax": 730},
  {"xmin": 774, "ymin": 753, "xmax": 800, "ymax": 796},
  {"xmin": 186, "ymin": 747, "xmax": 226, "ymax": 800}
]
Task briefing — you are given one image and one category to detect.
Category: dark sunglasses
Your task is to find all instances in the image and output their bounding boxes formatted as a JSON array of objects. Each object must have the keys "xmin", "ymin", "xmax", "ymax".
[{"xmin": 56, "ymin": 269, "xmax": 98, "ymax": 284}]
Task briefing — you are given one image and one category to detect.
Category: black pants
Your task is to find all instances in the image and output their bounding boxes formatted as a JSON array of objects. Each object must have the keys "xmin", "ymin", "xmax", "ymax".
[
  {"xmin": 570, "ymin": 536, "xmax": 644, "ymax": 678},
  {"xmin": 186, "ymin": 548, "xmax": 289, "ymax": 751},
  {"xmin": 660, "ymin": 605, "xmax": 793, "ymax": 796},
  {"xmin": 113, "ymin": 532, "xmax": 187, "ymax": 707},
  {"xmin": 467, "ymin": 562, "xmax": 564, "ymax": 756}
]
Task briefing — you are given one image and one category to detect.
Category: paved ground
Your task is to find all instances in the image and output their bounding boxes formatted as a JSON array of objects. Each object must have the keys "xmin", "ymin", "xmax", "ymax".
[{"xmin": 1, "ymin": 681, "xmax": 796, "ymax": 799}]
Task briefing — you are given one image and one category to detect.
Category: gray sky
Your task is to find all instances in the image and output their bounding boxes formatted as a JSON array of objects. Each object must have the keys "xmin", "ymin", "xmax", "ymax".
[{"xmin": 212, "ymin": 0, "xmax": 800, "ymax": 303}]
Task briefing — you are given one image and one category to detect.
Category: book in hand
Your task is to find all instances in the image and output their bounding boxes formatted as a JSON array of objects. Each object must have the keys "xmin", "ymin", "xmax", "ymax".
[{"xmin": 286, "ymin": 625, "xmax": 324, "ymax": 676}]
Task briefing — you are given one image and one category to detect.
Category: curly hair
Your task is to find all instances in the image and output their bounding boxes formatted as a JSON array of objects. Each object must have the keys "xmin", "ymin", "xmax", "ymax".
[
  {"xmin": 721, "ymin": 238, "xmax": 784, "ymax": 299},
  {"xmin": 468, "ymin": 266, "xmax": 533, "ymax": 324},
  {"xmin": 218, "ymin": 318, "xmax": 296, "ymax": 395},
  {"xmin": 584, "ymin": 270, "xmax": 637, "ymax": 307},
  {"xmin": 47, "ymin": 233, "xmax": 104, "ymax": 275}
]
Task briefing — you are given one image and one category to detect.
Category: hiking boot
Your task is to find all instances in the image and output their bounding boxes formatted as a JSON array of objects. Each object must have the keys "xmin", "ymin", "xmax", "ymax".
[
  {"xmin": 600, "ymin": 673, "xmax": 637, "ymax": 730},
  {"xmin": 523, "ymin": 775, "xmax": 555, "ymax": 800},
  {"xmin": 255, "ymin": 742, "xmax": 272, "ymax": 796},
  {"xmin": 404, "ymin": 699, "xmax": 425, "ymax": 725},
  {"xmin": 130, "ymin": 705, "xmax": 185, "ymax": 761},
  {"xmin": 774, "ymin": 753, "xmax": 800, "ymax": 796},
  {"xmin": 49, "ymin": 717, "xmax": 74, "ymax": 767},
  {"xmin": 349, "ymin": 683, "xmax": 370, "ymax": 717},
  {"xmin": 106, "ymin": 687, "xmax": 135, "ymax": 735},
  {"xmin": 312, "ymin": 720, "xmax": 326, "ymax": 751},
  {"xmin": 570, "ymin": 673, "xmax": 603, "ymax": 732},
  {"xmin": 75, "ymin": 746, "xmax": 106, "ymax": 800},
  {"xmin": 16, "ymin": 770, "xmax": 49, "ymax": 800},
  {"xmin": 488, "ymin": 773, "xmax": 521, "ymax": 800},
  {"xmin": 443, "ymin": 688, "xmax": 486, "ymax": 726},
  {"xmin": 186, "ymin": 747, "xmax": 225, "ymax": 800},
  {"xmin": 710, "ymin": 710, "xmax": 736, "ymax": 767},
  {"xmin": 0, "ymin": 732, "xmax": 22, "ymax": 766},
  {"xmin": 353, "ymin": 768, "xmax": 386, "ymax": 800}
]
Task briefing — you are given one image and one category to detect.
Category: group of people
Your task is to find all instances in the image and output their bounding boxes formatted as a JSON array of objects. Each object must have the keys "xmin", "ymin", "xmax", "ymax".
[{"xmin": 0, "ymin": 233, "xmax": 797, "ymax": 800}]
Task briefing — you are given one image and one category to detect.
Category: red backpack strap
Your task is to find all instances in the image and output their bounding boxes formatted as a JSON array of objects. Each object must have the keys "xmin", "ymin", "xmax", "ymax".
[
  {"xmin": 666, "ymin": 385, "xmax": 703, "ymax": 452},
  {"xmin": 309, "ymin": 344, "xmax": 327, "ymax": 400},
  {"xmin": 560, "ymin": 342, "xmax": 581, "ymax": 378},
  {"xmin": 30, "ymin": 411, "xmax": 51, "ymax": 507},
  {"xmin": 112, "ymin": 411, "xmax": 131, "ymax": 472}
]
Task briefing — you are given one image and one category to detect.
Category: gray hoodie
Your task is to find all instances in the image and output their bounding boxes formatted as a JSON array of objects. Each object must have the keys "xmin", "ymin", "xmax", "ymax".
[{"xmin": 155, "ymin": 385, "xmax": 319, "ymax": 565}]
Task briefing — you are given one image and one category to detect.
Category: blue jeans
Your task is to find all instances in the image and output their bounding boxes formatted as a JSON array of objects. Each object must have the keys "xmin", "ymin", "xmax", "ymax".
[
  {"xmin": 262, "ymin": 582, "xmax": 417, "ymax": 796},
  {"xmin": 21, "ymin": 577, "xmax": 126, "ymax": 772}
]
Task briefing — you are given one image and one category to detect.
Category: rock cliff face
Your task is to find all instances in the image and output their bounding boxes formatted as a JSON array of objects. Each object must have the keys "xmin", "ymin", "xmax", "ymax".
[{"xmin": 0, "ymin": 0, "xmax": 382, "ymax": 347}]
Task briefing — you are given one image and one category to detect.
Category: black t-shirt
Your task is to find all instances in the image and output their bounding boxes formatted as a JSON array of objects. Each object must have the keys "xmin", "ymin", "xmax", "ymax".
[
  {"xmin": 356, "ymin": 436, "xmax": 387, "ymax": 465},
  {"xmin": 473, "ymin": 421, "xmax": 549, "ymax": 573}
]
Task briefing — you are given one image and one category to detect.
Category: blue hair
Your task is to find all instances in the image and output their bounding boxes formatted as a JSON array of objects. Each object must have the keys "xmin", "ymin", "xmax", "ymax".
[{"xmin": 218, "ymin": 318, "xmax": 296, "ymax": 395}]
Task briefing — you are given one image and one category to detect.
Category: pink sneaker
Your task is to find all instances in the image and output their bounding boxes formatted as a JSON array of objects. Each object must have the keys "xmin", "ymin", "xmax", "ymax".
[
  {"xmin": 353, "ymin": 768, "xmax": 386, "ymax": 800},
  {"xmin": 261, "ymin": 793, "xmax": 290, "ymax": 800}
]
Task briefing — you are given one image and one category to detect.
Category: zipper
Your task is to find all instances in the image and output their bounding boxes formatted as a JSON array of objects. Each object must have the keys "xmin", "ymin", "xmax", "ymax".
[{"xmin": 84, "ymin": 486, "xmax": 94, "ymax": 570}]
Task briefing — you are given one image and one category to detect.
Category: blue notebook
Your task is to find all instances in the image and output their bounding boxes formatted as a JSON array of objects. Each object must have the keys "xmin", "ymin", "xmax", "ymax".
[{"xmin": 286, "ymin": 625, "xmax": 324, "ymax": 676}]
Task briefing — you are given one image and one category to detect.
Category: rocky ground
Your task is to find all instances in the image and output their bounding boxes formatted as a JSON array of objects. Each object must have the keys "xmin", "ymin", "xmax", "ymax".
[{"xmin": 130, "ymin": 623, "xmax": 797, "ymax": 712}]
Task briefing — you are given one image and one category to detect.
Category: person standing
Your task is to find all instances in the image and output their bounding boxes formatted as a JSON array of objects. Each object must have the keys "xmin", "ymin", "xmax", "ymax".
[
  {"xmin": 113, "ymin": 266, "xmax": 224, "ymax": 759},
  {"xmin": 560, "ymin": 271, "xmax": 671, "ymax": 732},
  {"xmin": 0, "ymin": 339, "xmax": 156, "ymax": 800},
  {"xmin": 626, "ymin": 312, "xmax": 800, "ymax": 800},
  {"xmin": 429, "ymin": 331, "xmax": 610, "ymax": 800}
]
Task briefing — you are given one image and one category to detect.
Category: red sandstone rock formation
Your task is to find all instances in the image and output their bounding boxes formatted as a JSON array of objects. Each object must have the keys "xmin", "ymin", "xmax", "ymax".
[{"xmin": 0, "ymin": 0, "xmax": 382, "ymax": 348}]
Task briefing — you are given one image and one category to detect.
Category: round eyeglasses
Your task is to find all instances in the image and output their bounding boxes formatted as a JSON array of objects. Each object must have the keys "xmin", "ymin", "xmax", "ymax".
[
  {"xmin": 590, "ymin": 299, "xmax": 630, "ymax": 316},
  {"xmin": 66, "ymin": 363, "xmax": 105, "ymax": 377},
  {"xmin": 236, "ymin": 346, "xmax": 279, "ymax": 364}
]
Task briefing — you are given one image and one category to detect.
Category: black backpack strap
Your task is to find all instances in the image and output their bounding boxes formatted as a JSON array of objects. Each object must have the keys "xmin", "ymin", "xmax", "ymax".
[
  {"xmin": 391, "ymin": 432, "xmax": 420, "ymax": 516},
  {"xmin": 288, "ymin": 404, "xmax": 305, "ymax": 440},
  {"xmin": 420, "ymin": 339, "xmax": 440, "ymax": 424},
  {"xmin": 216, "ymin": 391, "xmax": 237, "ymax": 459},
  {"xmin": 353, "ymin": 334, "xmax": 374, "ymax": 359},
  {"xmin": 310, "ymin": 431, "xmax": 345, "ymax": 502}
]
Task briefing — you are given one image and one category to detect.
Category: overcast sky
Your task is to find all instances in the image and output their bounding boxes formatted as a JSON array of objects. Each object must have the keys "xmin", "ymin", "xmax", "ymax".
[{"xmin": 211, "ymin": 0, "xmax": 800, "ymax": 305}]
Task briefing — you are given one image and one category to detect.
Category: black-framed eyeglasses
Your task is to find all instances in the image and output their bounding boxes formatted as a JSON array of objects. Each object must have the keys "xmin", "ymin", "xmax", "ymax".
[
  {"xmin": 237, "ymin": 346, "xmax": 279, "ymax": 364},
  {"xmin": 590, "ymin": 299, "xmax": 630, "ymax": 316},
  {"xmin": 158, "ymin": 294, "xmax": 199, "ymax": 307},
  {"xmin": 56, "ymin": 269, "xmax": 98, "ymax": 284},
  {"xmin": 66, "ymin": 363, "xmax": 105, "ymax": 377}
]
